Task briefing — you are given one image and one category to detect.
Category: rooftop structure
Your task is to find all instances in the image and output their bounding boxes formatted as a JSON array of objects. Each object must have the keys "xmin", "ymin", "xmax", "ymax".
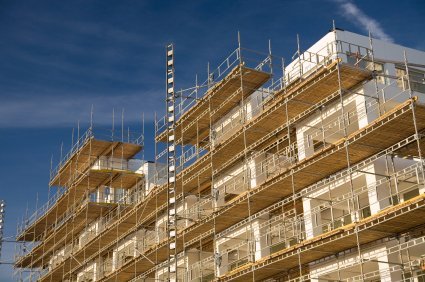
[{"xmin": 14, "ymin": 28, "xmax": 425, "ymax": 282}]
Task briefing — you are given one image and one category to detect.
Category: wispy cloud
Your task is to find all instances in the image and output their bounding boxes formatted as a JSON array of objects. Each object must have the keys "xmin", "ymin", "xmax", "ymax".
[
  {"xmin": 0, "ymin": 91, "xmax": 161, "ymax": 128},
  {"xmin": 334, "ymin": 0, "xmax": 394, "ymax": 43}
]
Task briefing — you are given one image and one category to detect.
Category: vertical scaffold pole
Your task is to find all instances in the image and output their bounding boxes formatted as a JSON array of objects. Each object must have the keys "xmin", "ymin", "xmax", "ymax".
[{"xmin": 166, "ymin": 43, "xmax": 178, "ymax": 282}]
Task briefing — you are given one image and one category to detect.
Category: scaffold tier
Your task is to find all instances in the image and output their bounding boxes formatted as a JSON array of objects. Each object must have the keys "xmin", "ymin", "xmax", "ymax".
[
  {"xmin": 155, "ymin": 60, "xmax": 373, "ymax": 200},
  {"xmin": 156, "ymin": 65, "xmax": 271, "ymax": 146},
  {"xmin": 181, "ymin": 99, "xmax": 425, "ymax": 247},
  {"xmin": 17, "ymin": 162, "xmax": 143, "ymax": 242},
  {"xmin": 16, "ymin": 201, "xmax": 117, "ymax": 268},
  {"xmin": 218, "ymin": 193, "xmax": 425, "ymax": 281},
  {"xmin": 71, "ymin": 192, "xmax": 425, "ymax": 282},
  {"xmin": 50, "ymin": 138, "xmax": 142, "ymax": 187}
]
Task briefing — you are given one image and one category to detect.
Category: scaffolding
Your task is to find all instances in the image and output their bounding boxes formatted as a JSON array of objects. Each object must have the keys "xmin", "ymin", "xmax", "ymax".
[
  {"xmin": 14, "ymin": 28, "xmax": 425, "ymax": 282},
  {"xmin": 14, "ymin": 117, "xmax": 145, "ymax": 281}
]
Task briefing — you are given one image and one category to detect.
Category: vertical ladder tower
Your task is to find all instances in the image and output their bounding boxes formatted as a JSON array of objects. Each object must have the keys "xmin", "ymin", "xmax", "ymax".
[{"xmin": 166, "ymin": 43, "xmax": 178, "ymax": 282}]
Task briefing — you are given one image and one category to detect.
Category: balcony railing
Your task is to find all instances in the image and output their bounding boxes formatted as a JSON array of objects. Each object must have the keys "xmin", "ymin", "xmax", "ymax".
[{"xmin": 186, "ymin": 256, "xmax": 215, "ymax": 282}]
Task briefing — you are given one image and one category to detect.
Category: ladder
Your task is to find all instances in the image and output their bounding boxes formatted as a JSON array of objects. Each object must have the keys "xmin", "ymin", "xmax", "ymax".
[{"xmin": 166, "ymin": 43, "xmax": 178, "ymax": 282}]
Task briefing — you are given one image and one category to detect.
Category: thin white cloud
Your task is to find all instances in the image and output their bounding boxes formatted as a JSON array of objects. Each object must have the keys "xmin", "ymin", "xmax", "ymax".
[
  {"xmin": 334, "ymin": 0, "xmax": 394, "ymax": 43},
  {"xmin": 0, "ymin": 92, "xmax": 160, "ymax": 128}
]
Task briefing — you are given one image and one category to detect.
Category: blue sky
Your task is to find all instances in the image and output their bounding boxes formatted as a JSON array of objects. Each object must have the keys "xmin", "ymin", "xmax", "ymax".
[{"xmin": 0, "ymin": 0, "xmax": 424, "ymax": 280}]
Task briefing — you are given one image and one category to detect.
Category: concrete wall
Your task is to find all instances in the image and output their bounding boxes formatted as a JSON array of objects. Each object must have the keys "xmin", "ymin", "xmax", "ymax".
[
  {"xmin": 76, "ymin": 261, "xmax": 97, "ymax": 282},
  {"xmin": 144, "ymin": 161, "xmax": 167, "ymax": 193},
  {"xmin": 78, "ymin": 220, "xmax": 100, "ymax": 248},
  {"xmin": 92, "ymin": 156, "xmax": 144, "ymax": 172},
  {"xmin": 296, "ymin": 92, "xmax": 363, "ymax": 161},
  {"xmin": 211, "ymin": 89, "xmax": 271, "ymax": 147},
  {"xmin": 215, "ymin": 216, "xmax": 269, "ymax": 276}
]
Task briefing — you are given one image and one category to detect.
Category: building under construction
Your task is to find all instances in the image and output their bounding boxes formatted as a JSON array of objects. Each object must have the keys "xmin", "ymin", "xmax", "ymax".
[{"xmin": 14, "ymin": 28, "xmax": 425, "ymax": 282}]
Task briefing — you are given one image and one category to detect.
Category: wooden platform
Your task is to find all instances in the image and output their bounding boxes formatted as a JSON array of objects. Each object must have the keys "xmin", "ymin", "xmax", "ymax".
[
  {"xmin": 37, "ymin": 206, "xmax": 138, "ymax": 282},
  {"xmin": 175, "ymin": 62, "xmax": 372, "ymax": 196},
  {"xmin": 50, "ymin": 139, "xmax": 142, "ymax": 187},
  {"xmin": 156, "ymin": 65, "xmax": 271, "ymax": 145},
  {"xmin": 218, "ymin": 193, "xmax": 425, "ymax": 281},
  {"xmin": 77, "ymin": 181, "xmax": 425, "ymax": 282},
  {"xmin": 145, "ymin": 62, "xmax": 372, "ymax": 208},
  {"xmin": 98, "ymin": 235, "xmax": 175, "ymax": 282},
  {"xmin": 394, "ymin": 131, "xmax": 425, "ymax": 157},
  {"xmin": 209, "ymin": 62, "xmax": 371, "ymax": 169},
  {"xmin": 15, "ymin": 202, "xmax": 116, "ymax": 268},
  {"xmin": 17, "ymin": 168, "xmax": 143, "ymax": 241},
  {"xmin": 181, "ymin": 99, "xmax": 425, "ymax": 248},
  {"xmin": 36, "ymin": 187, "xmax": 166, "ymax": 281}
]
